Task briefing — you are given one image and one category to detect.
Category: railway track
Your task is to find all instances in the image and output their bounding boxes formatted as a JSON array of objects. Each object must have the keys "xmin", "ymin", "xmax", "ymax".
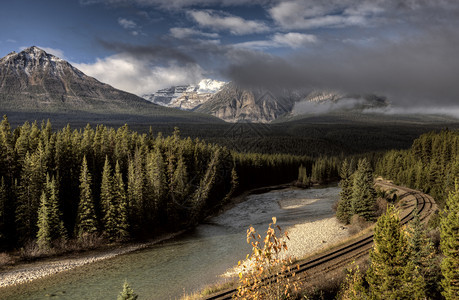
[{"xmin": 204, "ymin": 182, "xmax": 437, "ymax": 300}]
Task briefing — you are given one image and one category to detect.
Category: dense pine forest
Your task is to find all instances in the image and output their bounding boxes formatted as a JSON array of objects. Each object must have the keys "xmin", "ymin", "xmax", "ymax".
[
  {"xmin": 376, "ymin": 130, "xmax": 459, "ymax": 208},
  {"xmin": 328, "ymin": 130, "xmax": 459, "ymax": 300},
  {"xmin": 0, "ymin": 116, "xmax": 313, "ymax": 251}
]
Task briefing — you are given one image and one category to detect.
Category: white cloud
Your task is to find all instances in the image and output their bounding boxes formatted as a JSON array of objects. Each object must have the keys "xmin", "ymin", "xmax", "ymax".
[
  {"xmin": 235, "ymin": 32, "xmax": 317, "ymax": 50},
  {"xmin": 272, "ymin": 32, "xmax": 317, "ymax": 48},
  {"xmin": 170, "ymin": 27, "xmax": 219, "ymax": 39},
  {"xmin": 74, "ymin": 54, "xmax": 204, "ymax": 95},
  {"xmin": 269, "ymin": 0, "xmax": 383, "ymax": 30},
  {"xmin": 118, "ymin": 18, "xmax": 137, "ymax": 29},
  {"xmin": 188, "ymin": 10, "xmax": 269, "ymax": 35}
]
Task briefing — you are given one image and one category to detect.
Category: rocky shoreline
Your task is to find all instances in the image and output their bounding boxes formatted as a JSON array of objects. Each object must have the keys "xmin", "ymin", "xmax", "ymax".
[
  {"xmin": 0, "ymin": 232, "xmax": 183, "ymax": 288},
  {"xmin": 223, "ymin": 197, "xmax": 349, "ymax": 277}
]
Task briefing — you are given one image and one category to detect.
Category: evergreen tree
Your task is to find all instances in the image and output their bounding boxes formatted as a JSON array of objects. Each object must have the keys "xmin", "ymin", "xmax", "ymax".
[
  {"xmin": 127, "ymin": 149, "xmax": 144, "ymax": 229},
  {"xmin": 0, "ymin": 116, "xmax": 14, "ymax": 179},
  {"xmin": 114, "ymin": 161, "xmax": 129, "ymax": 240},
  {"xmin": 440, "ymin": 182, "xmax": 459, "ymax": 300},
  {"xmin": 337, "ymin": 159, "xmax": 353, "ymax": 224},
  {"xmin": 16, "ymin": 145, "xmax": 47, "ymax": 240},
  {"xmin": 45, "ymin": 175, "xmax": 67, "ymax": 241},
  {"xmin": 144, "ymin": 147, "xmax": 167, "ymax": 225},
  {"xmin": 117, "ymin": 280, "xmax": 138, "ymax": 300},
  {"xmin": 0, "ymin": 177, "xmax": 7, "ymax": 241},
  {"xmin": 37, "ymin": 190, "xmax": 52, "ymax": 250},
  {"xmin": 337, "ymin": 264, "xmax": 368, "ymax": 300},
  {"xmin": 76, "ymin": 156, "xmax": 98, "ymax": 239},
  {"xmin": 366, "ymin": 206, "xmax": 426, "ymax": 299},
  {"xmin": 168, "ymin": 151, "xmax": 188, "ymax": 224},
  {"xmin": 351, "ymin": 158, "xmax": 376, "ymax": 221},
  {"xmin": 101, "ymin": 156, "xmax": 117, "ymax": 240},
  {"xmin": 406, "ymin": 209, "xmax": 437, "ymax": 294},
  {"xmin": 190, "ymin": 149, "xmax": 220, "ymax": 223},
  {"xmin": 37, "ymin": 175, "xmax": 67, "ymax": 250}
]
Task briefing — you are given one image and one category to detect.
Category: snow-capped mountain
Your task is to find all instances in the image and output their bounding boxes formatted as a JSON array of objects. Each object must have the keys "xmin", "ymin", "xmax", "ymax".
[
  {"xmin": 0, "ymin": 46, "xmax": 160, "ymax": 113},
  {"xmin": 142, "ymin": 79, "xmax": 226, "ymax": 110}
]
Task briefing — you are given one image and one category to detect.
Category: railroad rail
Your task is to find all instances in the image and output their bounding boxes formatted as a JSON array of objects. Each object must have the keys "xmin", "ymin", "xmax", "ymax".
[{"xmin": 204, "ymin": 182, "xmax": 437, "ymax": 300}]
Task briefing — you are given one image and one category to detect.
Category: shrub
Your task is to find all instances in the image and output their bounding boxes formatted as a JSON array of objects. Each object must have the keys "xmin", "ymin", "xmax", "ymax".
[{"xmin": 235, "ymin": 217, "xmax": 299, "ymax": 299}]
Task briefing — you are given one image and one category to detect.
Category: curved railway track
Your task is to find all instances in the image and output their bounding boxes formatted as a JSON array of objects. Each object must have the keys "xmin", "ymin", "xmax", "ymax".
[{"xmin": 204, "ymin": 182, "xmax": 437, "ymax": 300}]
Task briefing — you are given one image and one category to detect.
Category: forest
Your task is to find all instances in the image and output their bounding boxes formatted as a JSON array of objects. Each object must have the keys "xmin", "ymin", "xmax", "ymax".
[
  {"xmin": 376, "ymin": 129, "xmax": 459, "ymax": 208},
  {"xmin": 0, "ymin": 116, "xmax": 312, "ymax": 251}
]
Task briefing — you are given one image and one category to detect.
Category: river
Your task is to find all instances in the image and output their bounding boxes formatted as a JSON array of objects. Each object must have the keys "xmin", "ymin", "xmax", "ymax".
[{"xmin": 3, "ymin": 186, "xmax": 340, "ymax": 300}]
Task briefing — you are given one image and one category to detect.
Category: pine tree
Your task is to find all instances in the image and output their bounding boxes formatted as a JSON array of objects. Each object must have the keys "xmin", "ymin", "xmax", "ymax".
[
  {"xmin": 16, "ymin": 145, "xmax": 47, "ymax": 240},
  {"xmin": 440, "ymin": 182, "xmax": 459, "ymax": 300},
  {"xmin": 0, "ymin": 115, "xmax": 14, "ymax": 180},
  {"xmin": 117, "ymin": 280, "xmax": 138, "ymax": 300},
  {"xmin": 337, "ymin": 159, "xmax": 353, "ymax": 224},
  {"xmin": 144, "ymin": 147, "xmax": 167, "ymax": 225},
  {"xmin": 0, "ymin": 177, "xmax": 8, "ymax": 241},
  {"xmin": 366, "ymin": 206, "xmax": 426, "ymax": 299},
  {"xmin": 337, "ymin": 263, "xmax": 368, "ymax": 300},
  {"xmin": 114, "ymin": 161, "xmax": 129, "ymax": 240},
  {"xmin": 190, "ymin": 149, "xmax": 220, "ymax": 223},
  {"xmin": 351, "ymin": 158, "xmax": 376, "ymax": 221},
  {"xmin": 127, "ymin": 149, "xmax": 144, "ymax": 229},
  {"xmin": 45, "ymin": 175, "xmax": 67, "ymax": 241},
  {"xmin": 170, "ymin": 152, "xmax": 189, "ymax": 204},
  {"xmin": 406, "ymin": 209, "xmax": 437, "ymax": 293},
  {"xmin": 37, "ymin": 190, "xmax": 52, "ymax": 250},
  {"xmin": 101, "ymin": 156, "xmax": 117, "ymax": 240},
  {"xmin": 76, "ymin": 156, "xmax": 98, "ymax": 239}
]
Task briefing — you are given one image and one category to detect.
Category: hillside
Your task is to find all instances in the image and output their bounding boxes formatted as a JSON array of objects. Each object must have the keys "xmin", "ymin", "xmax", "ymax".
[{"xmin": 0, "ymin": 47, "xmax": 221, "ymax": 123}]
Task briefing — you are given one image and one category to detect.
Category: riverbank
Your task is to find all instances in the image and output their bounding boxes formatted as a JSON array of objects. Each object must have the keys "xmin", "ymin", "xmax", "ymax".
[
  {"xmin": 222, "ymin": 189, "xmax": 349, "ymax": 277},
  {"xmin": 0, "ymin": 183, "xmax": 297, "ymax": 290},
  {"xmin": 0, "ymin": 231, "xmax": 186, "ymax": 288}
]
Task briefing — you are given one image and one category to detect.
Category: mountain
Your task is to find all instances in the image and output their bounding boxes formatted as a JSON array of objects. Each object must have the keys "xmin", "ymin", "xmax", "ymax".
[
  {"xmin": 142, "ymin": 79, "xmax": 226, "ymax": 110},
  {"xmin": 0, "ymin": 46, "xmax": 220, "ymax": 123},
  {"xmin": 196, "ymin": 84, "xmax": 389, "ymax": 123},
  {"xmin": 195, "ymin": 83, "xmax": 299, "ymax": 123}
]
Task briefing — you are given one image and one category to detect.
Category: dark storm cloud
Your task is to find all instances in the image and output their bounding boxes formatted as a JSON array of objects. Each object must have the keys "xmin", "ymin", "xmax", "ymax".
[
  {"xmin": 98, "ymin": 40, "xmax": 196, "ymax": 64},
  {"xmin": 225, "ymin": 27, "xmax": 459, "ymax": 107}
]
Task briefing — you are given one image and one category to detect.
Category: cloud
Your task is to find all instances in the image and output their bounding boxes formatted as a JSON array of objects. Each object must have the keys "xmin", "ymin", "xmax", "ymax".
[
  {"xmin": 98, "ymin": 40, "xmax": 196, "ymax": 64},
  {"xmin": 293, "ymin": 98, "xmax": 373, "ymax": 115},
  {"xmin": 269, "ymin": 0, "xmax": 383, "ymax": 30},
  {"xmin": 118, "ymin": 18, "xmax": 137, "ymax": 29},
  {"xmin": 235, "ymin": 32, "xmax": 317, "ymax": 50},
  {"xmin": 272, "ymin": 32, "xmax": 317, "ymax": 48},
  {"xmin": 187, "ymin": 10, "xmax": 269, "ymax": 35},
  {"xmin": 224, "ymin": 27, "xmax": 459, "ymax": 107},
  {"xmin": 117, "ymin": 17, "xmax": 144, "ymax": 36},
  {"xmin": 74, "ymin": 53, "xmax": 204, "ymax": 95},
  {"xmin": 169, "ymin": 27, "xmax": 219, "ymax": 39}
]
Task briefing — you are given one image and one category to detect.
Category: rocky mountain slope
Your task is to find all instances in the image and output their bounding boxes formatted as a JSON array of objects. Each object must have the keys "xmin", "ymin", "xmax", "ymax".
[
  {"xmin": 0, "ymin": 46, "xmax": 220, "ymax": 123},
  {"xmin": 142, "ymin": 79, "xmax": 226, "ymax": 110},
  {"xmin": 194, "ymin": 83, "xmax": 298, "ymax": 123},
  {"xmin": 195, "ymin": 84, "xmax": 388, "ymax": 123}
]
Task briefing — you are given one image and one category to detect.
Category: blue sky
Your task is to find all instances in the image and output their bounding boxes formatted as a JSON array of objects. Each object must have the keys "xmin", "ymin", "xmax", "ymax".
[{"xmin": 1, "ymin": 0, "xmax": 459, "ymax": 110}]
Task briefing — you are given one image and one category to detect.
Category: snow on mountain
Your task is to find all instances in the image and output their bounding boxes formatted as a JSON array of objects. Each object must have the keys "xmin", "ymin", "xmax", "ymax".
[{"xmin": 142, "ymin": 79, "xmax": 227, "ymax": 110}]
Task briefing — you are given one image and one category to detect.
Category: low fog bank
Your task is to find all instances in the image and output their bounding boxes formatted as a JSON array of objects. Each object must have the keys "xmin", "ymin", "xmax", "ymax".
[{"xmin": 293, "ymin": 98, "xmax": 459, "ymax": 119}]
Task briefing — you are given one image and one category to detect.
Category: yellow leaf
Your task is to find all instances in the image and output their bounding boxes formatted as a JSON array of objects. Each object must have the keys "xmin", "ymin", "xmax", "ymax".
[{"xmin": 272, "ymin": 216, "xmax": 277, "ymax": 224}]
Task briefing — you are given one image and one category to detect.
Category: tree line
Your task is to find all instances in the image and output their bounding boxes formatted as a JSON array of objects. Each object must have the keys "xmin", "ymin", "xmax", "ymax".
[
  {"xmin": 334, "ymin": 129, "xmax": 459, "ymax": 299},
  {"xmin": 0, "ymin": 116, "xmax": 313, "ymax": 251},
  {"xmin": 376, "ymin": 129, "xmax": 459, "ymax": 208}
]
